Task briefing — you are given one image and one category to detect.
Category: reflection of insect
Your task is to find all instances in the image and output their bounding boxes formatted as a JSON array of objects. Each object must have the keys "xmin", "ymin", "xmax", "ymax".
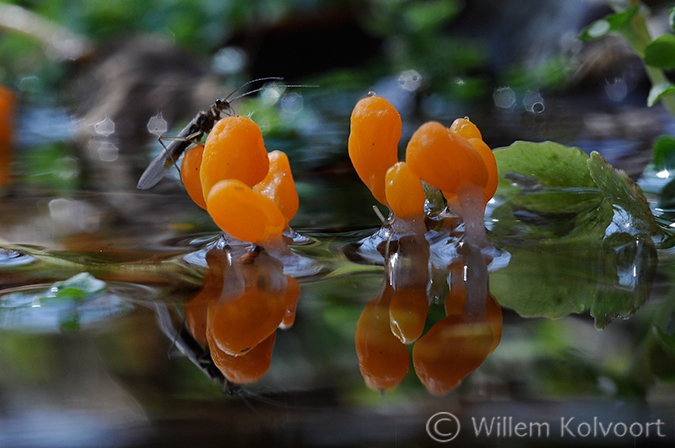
[{"xmin": 137, "ymin": 77, "xmax": 286, "ymax": 190}]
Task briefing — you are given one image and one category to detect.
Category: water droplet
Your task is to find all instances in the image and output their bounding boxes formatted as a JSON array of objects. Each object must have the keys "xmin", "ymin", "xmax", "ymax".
[
  {"xmin": 94, "ymin": 116, "xmax": 115, "ymax": 137},
  {"xmin": 493, "ymin": 87, "xmax": 516, "ymax": 109},
  {"xmin": 398, "ymin": 70, "xmax": 423, "ymax": 92},
  {"xmin": 281, "ymin": 92, "xmax": 304, "ymax": 114},
  {"xmin": 212, "ymin": 46, "xmax": 247, "ymax": 75},
  {"xmin": 523, "ymin": 91, "xmax": 545, "ymax": 114},
  {"xmin": 147, "ymin": 113, "xmax": 168, "ymax": 136}
]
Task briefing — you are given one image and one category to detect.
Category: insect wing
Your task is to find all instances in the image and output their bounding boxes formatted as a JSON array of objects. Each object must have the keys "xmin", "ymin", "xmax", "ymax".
[
  {"xmin": 136, "ymin": 146, "xmax": 174, "ymax": 189},
  {"xmin": 137, "ymin": 121, "xmax": 198, "ymax": 189}
]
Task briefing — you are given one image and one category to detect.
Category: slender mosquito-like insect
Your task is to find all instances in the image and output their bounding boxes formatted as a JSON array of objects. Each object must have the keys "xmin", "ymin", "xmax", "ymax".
[{"xmin": 137, "ymin": 76, "xmax": 298, "ymax": 190}]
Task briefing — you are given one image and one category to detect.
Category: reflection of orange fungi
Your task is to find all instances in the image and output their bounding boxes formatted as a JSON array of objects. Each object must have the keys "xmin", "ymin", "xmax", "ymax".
[
  {"xmin": 280, "ymin": 276, "xmax": 301, "ymax": 330},
  {"xmin": 444, "ymin": 289, "xmax": 503, "ymax": 354},
  {"xmin": 209, "ymin": 331, "xmax": 276, "ymax": 384},
  {"xmin": 355, "ymin": 286, "xmax": 409, "ymax": 391},
  {"xmin": 184, "ymin": 249, "xmax": 231, "ymax": 345},
  {"xmin": 444, "ymin": 261, "xmax": 467, "ymax": 317},
  {"xmin": 412, "ymin": 314, "xmax": 494, "ymax": 395},
  {"xmin": 183, "ymin": 248, "xmax": 298, "ymax": 386},
  {"xmin": 389, "ymin": 286, "xmax": 429, "ymax": 344},
  {"xmin": 207, "ymin": 279, "xmax": 287, "ymax": 356},
  {"xmin": 0, "ymin": 86, "xmax": 15, "ymax": 187},
  {"xmin": 184, "ymin": 292, "xmax": 210, "ymax": 346}
]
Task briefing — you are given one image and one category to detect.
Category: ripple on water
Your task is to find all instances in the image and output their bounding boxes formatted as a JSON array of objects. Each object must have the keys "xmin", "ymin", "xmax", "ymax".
[{"xmin": 0, "ymin": 249, "xmax": 35, "ymax": 267}]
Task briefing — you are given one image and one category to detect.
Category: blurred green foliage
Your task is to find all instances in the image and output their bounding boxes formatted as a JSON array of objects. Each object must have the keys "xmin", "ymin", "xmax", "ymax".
[
  {"xmin": 12, "ymin": 0, "xmax": 334, "ymax": 52},
  {"xmin": 0, "ymin": 0, "xmax": 503, "ymax": 100},
  {"xmin": 359, "ymin": 0, "xmax": 489, "ymax": 96}
]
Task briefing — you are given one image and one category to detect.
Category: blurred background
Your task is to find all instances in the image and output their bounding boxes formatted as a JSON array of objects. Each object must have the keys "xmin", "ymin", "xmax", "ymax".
[
  {"xmin": 1, "ymin": 0, "xmax": 675, "ymax": 447},
  {"xmin": 1, "ymin": 0, "xmax": 670, "ymax": 194}
]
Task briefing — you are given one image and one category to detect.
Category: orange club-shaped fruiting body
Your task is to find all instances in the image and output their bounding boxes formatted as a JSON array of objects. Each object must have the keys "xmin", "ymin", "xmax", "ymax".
[
  {"xmin": 449, "ymin": 117, "xmax": 482, "ymax": 141},
  {"xmin": 405, "ymin": 121, "xmax": 488, "ymax": 199},
  {"xmin": 180, "ymin": 144, "xmax": 207, "ymax": 209},
  {"xmin": 200, "ymin": 115, "xmax": 270, "ymax": 198},
  {"xmin": 206, "ymin": 179, "xmax": 286, "ymax": 246},
  {"xmin": 384, "ymin": 161, "xmax": 426, "ymax": 220},
  {"xmin": 253, "ymin": 150, "xmax": 299, "ymax": 224},
  {"xmin": 348, "ymin": 94, "xmax": 401, "ymax": 207}
]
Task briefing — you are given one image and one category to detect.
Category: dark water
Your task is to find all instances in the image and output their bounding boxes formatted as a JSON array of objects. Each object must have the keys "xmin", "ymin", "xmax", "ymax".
[{"xmin": 1, "ymin": 83, "xmax": 675, "ymax": 448}]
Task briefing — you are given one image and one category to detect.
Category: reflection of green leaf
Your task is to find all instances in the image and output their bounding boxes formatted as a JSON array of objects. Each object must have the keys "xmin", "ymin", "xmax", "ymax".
[
  {"xmin": 654, "ymin": 303, "xmax": 675, "ymax": 351},
  {"xmin": 491, "ymin": 233, "xmax": 657, "ymax": 329},
  {"xmin": 644, "ymin": 34, "xmax": 675, "ymax": 70},
  {"xmin": 590, "ymin": 234, "xmax": 657, "ymax": 328},
  {"xmin": 650, "ymin": 341, "xmax": 675, "ymax": 382},
  {"xmin": 47, "ymin": 272, "xmax": 107, "ymax": 301},
  {"xmin": 489, "ymin": 245, "xmax": 598, "ymax": 319},
  {"xmin": 490, "ymin": 142, "xmax": 659, "ymax": 328}
]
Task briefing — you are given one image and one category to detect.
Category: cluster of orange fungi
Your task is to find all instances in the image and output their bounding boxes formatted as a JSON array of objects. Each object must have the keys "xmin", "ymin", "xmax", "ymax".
[
  {"xmin": 348, "ymin": 93, "xmax": 502, "ymax": 395},
  {"xmin": 180, "ymin": 115, "xmax": 298, "ymax": 253},
  {"xmin": 175, "ymin": 91, "xmax": 503, "ymax": 394}
]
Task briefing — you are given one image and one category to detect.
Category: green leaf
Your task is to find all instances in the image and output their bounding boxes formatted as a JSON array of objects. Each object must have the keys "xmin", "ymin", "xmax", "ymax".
[
  {"xmin": 495, "ymin": 141, "xmax": 596, "ymax": 190},
  {"xmin": 644, "ymin": 34, "xmax": 675, "ymax": 69},
  {"xmin": 669, "ymin": 7, "xmax": 675, "ymax": 32},
  {"xmin": 492, "ymin": 142, "xmax": 603, "ymax": 242},
  {"xmin": 648, "ymin": 82, "xmax": 675, "ymax": 107},
  {"xmin": 587, "ymin": 151, "xmax": 661, "ymax": 238},
  {"xmin": 578, "ymin": 6, "xmax": 640, "ymax": 43}
]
